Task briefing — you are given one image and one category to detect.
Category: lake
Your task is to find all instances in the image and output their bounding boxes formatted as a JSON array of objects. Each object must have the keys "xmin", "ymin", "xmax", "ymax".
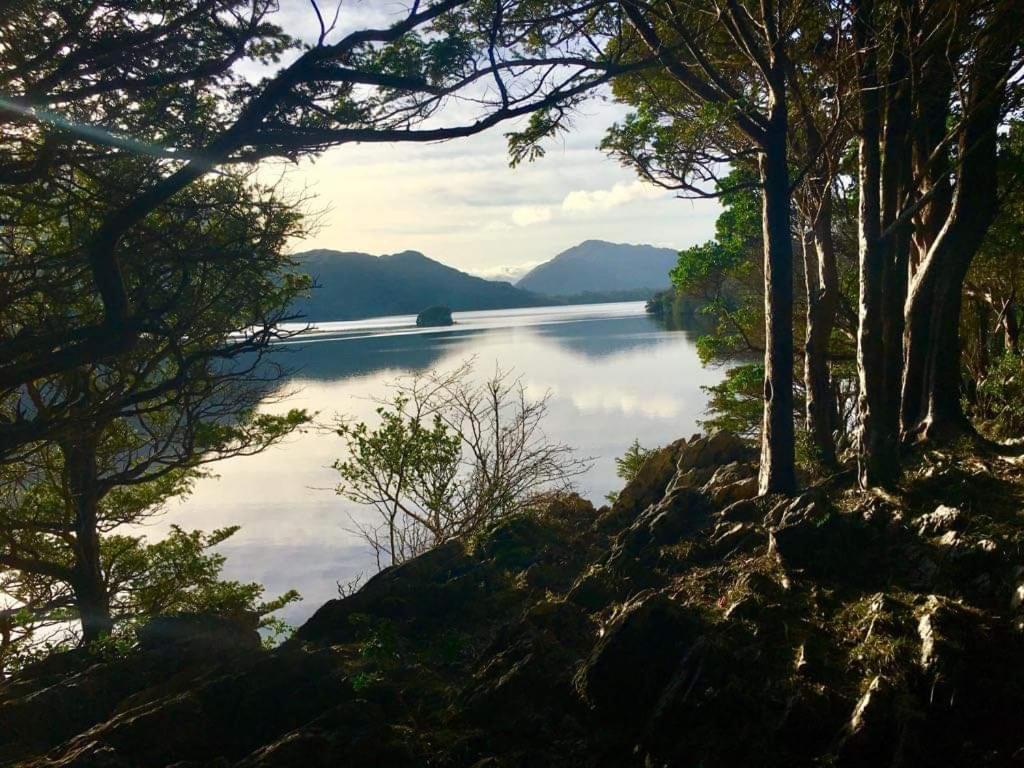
[{"xmin": 165, "ymin": 301, "xmax": 724, "ymax": 626}]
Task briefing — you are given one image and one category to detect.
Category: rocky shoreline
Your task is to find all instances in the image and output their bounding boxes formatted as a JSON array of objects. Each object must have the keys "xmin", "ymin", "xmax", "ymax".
[{"xmin": 2, "ymin": 432, "xmax": 1023, "ymax": 767}]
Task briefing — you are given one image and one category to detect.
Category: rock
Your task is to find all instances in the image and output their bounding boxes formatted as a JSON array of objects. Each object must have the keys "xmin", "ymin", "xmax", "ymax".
[
  {"xmin": 770, "ymin": 505, "xmax": 878, "ymax": 580},
  {"xmin": 480, "ymin": 515, "xmax": 556, "ymax": 571},
  {"xmin": 717, "ymin": 498, "xmax": 762, "ymax": 523},
  {"xmin": 294, "ymin": 539, "xmax": 477, "ymax": 645},
  {"xmin": 464, "ymin": 600, "xmax": 592, "ymax": 738},
  {"xmin": 708, "ymin": 476, "xmax": 759, "ymax": 507},
  {"xmin": 837, "ymin": 676, "xmax": 912, "ymax": 767},
  {"xmin": 576, "ymin": 593, "xmax": 699, "ymax": 732},
  {"xmin": 916, "ymin": 505, "xmax": 967, "ymax": 537},
  {"xmin": 708, "ymin": 521, "xmax": 760, "ymax": 557},
  {"xmin": 567, "ymin": 565, "xmax": 618, "ymax": 612},
  {"xmin": 603, "ymin": 438, "xmax": 689, "ymax": 527},
  {"xmin": 646, "ymin": 487, "xmax": 712, "ymax": 545},
  {"xmin": 702, "ymin": 461, "xmax": 758, "ymax": 507},
  {"xmin": 137, "ymin": 613, "xmax": 262, "ymax": 655},
  {"xmin": 607, "ymin": 486, "xmax": 711, "ymax": 574},
  {"xmin": 1011, "ymin": 583, "xmax": 1024, "ymax": 611},
  {"xmin": 704, "ymin": 460, "xmax": 754, "ymax": 487},
  {"xmin": 415, "ymin": 305, "xmax": 454, "ymax": 327},
  {"xmin": 677, "ymin": 431, "xmax": 751, "ymax": 473},
  {"xmin": 917, "ymin": 595, "xmax": 984, "ymax": 709}
]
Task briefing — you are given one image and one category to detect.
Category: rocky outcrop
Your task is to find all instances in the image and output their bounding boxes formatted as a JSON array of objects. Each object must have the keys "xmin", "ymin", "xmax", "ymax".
[{"xmin": 2, "ymin": 433, "xmax": 1023, "ymax": 767}]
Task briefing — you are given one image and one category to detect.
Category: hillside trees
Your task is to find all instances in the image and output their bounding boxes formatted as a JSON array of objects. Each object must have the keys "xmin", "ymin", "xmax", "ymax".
[{"xmin": 601, "ymin": 0, "xmax": 1022, "ymax": 490}]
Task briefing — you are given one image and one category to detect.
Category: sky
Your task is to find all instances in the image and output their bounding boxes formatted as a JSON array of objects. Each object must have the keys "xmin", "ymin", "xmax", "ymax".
[{"xmin": 264, "ymin": 1, "xmax": 722, "ymax": 281}]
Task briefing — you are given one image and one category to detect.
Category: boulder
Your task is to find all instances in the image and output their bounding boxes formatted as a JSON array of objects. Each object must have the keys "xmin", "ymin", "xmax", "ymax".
[
  {"xmin": 607, "ymin": 486, "xmax": 711, "ymax": 574},
  {"xmin": 137, "ymin": 613, "xmax": 261, "ymax": 655},
  {"xmin": 576, "ymin": 592, "xmax": 700, "ymax": 732},
  {"xmin": 916, "ymin": 505, "xmax": 967, "ymax": 537},
  {"xmin": 677, "ymin": 431, "xmax": 751, "ymax": 473},
  {"xmin": 464, "ymin": 600, "xmax": 593, "ymax": 739},
  {"xmin": 836, "ymin": 676, "xmax": 912, "ymax": 767},
  {"xmin": 294, "ymin": 539, "xmax": 478, "ymax": 645},
  {"xmin": 603, "ymin": 437, "xmax": 689, "ymax": 528}
]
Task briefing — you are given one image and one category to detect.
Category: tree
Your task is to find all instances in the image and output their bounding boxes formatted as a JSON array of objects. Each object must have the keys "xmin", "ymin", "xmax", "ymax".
[
  {"xmin": 334, "ymin": 362, "xmax": 589, "ymax": 568},
  {"xmin": 847, "ymin": 0, "xmax": 1022, "ymax": 486},
  {"xmin": 0, "ymin": 0, "xmax": 642, "ymax": 459},
  {"xmin": 0, "ymin": 168, "xmax": 309, "ymax": 643},
  {"xmin": 599, "ymin": 0, "xmax": 840, "ymax": 494},
  {"xmin": 0, "ymin": 523, "xmax": 299, "ymax": 679}
]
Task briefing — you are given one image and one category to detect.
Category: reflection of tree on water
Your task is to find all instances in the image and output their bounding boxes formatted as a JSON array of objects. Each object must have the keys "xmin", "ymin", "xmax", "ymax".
[{"xmin": 283, "ymin": 312, "xmax": 715, "ymax": 382}]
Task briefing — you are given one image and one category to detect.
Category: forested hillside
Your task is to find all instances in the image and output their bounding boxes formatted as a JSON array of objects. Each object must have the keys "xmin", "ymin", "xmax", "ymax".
[
  {"xmin": 292, "ymin": 249, "xmax": 546, "ymax": 320},
  {"xmin": 517, "ymin": 240, "xmax": 678, "ymax": 295}
]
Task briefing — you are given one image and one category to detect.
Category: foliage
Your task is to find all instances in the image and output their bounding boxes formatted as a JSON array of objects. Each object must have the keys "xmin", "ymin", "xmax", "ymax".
[
  {"xmin": 665, "ymin": 168, "xmax": 766, "ymax": 363},
  {"xmin": 0, "ymin": 525, "xmax": 300, "ymax": 677},
  {"xmin": 968, "ymin": 353, "xmax": 1024, "ymax": 438},
  {"xmin": 614, "ymin": 439, "xmax": 655, "ymax": 484},
  {"xmin": 699, "ymin": 364, "xmax": 765, "ymax": 440},
  {"xmin": 605, "ymin": 438, "xmax": 655, "ymax": 503},
  {"xmin": 334, "ymin": 361, "xmax": 589, "ymax": 568}
]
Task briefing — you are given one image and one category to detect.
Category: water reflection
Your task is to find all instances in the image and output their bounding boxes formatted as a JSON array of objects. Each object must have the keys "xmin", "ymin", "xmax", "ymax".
[{"xmin": 163, "ymin": 302, "xmax": 722, "ymax": 625}]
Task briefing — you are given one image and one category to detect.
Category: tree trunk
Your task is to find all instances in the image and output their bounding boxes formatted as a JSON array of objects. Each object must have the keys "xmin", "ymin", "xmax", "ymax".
[
  {"xmin": 63, "ymin": 435, "xmax": 112, "ymax": 644},
  {"xmin": 802, "ymin": 195, "xmax": 839, "ymax": 468},
  {"xmin": 901, "ymin": 250, "xmax": 973, "ymax": 441},
  {"xmin": 975, "ymin": 298, "xmax": 991, "ymax": 381},
  {"xmin": 853, "ymin": 0, "xmax": 900, "ymax": 487},
  {"xmin": 901, "ymin": 27, "xmax": 1011, "ymax": 442},
  {"xmin": 758, "ymin": 110, "xmax": 797, "ymax": 495},
  {"xmin": 1003, "ymin": 300, "xmax": 1020, "ymax": 354}
]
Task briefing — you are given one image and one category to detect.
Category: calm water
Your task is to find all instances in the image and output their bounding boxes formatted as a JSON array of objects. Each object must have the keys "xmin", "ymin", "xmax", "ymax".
[{"xmin": 164, "ymin": 302, "xmax": 723, "ymax": 625}]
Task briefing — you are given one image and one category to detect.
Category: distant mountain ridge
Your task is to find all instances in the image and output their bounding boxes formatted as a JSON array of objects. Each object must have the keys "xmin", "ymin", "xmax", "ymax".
[
  {"xmin": 291, "ymin": 249, "xmax": 547, "ymax": 321},
  {"xmin": 516, "ymin": 240, "xmax": 679, "ymax": 296}
]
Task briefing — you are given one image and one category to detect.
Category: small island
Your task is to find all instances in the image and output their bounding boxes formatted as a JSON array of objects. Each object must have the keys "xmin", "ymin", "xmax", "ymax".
[{"xmin": 416, "ymin": 305, "xmax": 454, "ymax": 327}]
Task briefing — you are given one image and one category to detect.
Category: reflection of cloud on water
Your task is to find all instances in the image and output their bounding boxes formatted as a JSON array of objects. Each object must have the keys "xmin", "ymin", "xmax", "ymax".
[
  {"xmin": 523, "ymin": 381, "xmax": 559, "ymax": 402},
  {"xmin": 569, "ymin": 387, "xmax": 682, "ymax": 419}
]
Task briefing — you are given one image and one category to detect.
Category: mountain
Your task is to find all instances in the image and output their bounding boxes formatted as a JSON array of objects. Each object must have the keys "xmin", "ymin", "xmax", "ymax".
[
  {"xmin": 291, "ymin": 249, "xmax": 547, "ymax": 321},
  {"xmin": 516, "ymin": 240, "xmax": 679, "ymax": 296}
]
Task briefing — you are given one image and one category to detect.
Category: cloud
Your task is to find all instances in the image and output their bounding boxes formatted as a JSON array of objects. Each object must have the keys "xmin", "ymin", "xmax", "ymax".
[
  {"xmin": 512, "ymin": 206, "xmax": 554, "ymax": 227},
  {"xmin": 570, "ymin": 388, "xmax": 681, "ymax": 419},
  {"xmin": 506, "ymin": 180, "xmax": 667, "ymax": 228},
  {"xmin": 468, "ymin": 261, "xmax": 545, "ymax": 282},
  {"xmin": 561, "ymin": 180, "xmax": 665, "ymax": 214}
]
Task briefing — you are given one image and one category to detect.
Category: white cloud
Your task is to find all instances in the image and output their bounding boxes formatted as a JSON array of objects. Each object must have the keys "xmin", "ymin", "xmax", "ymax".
[
  {"xmin": 561, "ymin": 180, "xmax": 665, "ymax": 214},
  {"xmin": 512, "ymin": 205, "xmax": 554, "ymax": 227},
  {"xmin": 469, "ymin": 261, "xmax": 545, "ymax": 282},
  {"xmin": 570, "ymin": 388, "xmax": 681, "ymax": 419},
  {"xmin": 505, "ymin": 180, "xmax": 667, "ymax": 229}
]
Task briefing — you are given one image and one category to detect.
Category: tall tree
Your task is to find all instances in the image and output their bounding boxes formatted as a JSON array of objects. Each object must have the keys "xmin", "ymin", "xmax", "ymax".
[
  {"xmin": 899, "ymin": 4, "xmax": 1022, "ymax": 443},
  {"xmin": 601, "ymin": 0, "xmax": 810, "ymax": 493}
]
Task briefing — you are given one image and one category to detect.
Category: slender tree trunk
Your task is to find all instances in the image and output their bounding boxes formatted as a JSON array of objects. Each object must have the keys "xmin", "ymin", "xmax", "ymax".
[
  {"xmin": 879, "ymin": 5, "xmax": 914, "ymax": 443},
  {"xmin": 1003, "ymin": 299, "xmax": 1020, "ymax": 354},
  {"xmin": 758, "ymin": 108, "xmax": 797, "ymax": 495},
  {"xmin": 802, "ymin": 192, "xmax": 839, "ymax": 467},
  {"xmin": 975, "ymin": 298, "xmax": 991, "ymax": 380},
  {"xmin": 63, "ymin": 436, "xmax": 112, "ymax": 644},
  {"xmin": 854, "ymin": 0, "xmax": 900, "ymax": 487}
]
